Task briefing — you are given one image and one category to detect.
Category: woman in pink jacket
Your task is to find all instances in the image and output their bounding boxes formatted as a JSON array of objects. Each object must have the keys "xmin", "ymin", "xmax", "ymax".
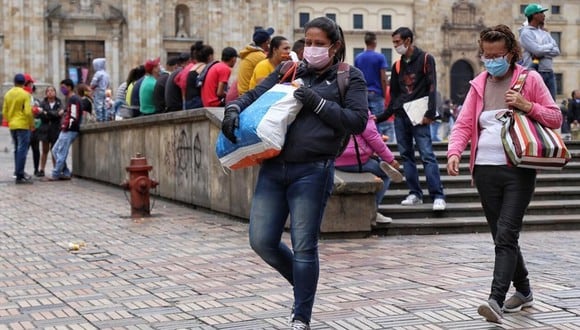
[
  {"xmin": 336, "ymin": 111, "xmax": 403, "ymax": 224},
  {"xmin": 446, "ymin": 25, "xmax": 561, "ymax": 324}
]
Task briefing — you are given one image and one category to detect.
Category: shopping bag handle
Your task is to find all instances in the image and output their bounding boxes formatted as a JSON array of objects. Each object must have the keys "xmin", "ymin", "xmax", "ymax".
[{"xmin": 279, "ymin": 61, "xmax": 298, "ymax": 83}]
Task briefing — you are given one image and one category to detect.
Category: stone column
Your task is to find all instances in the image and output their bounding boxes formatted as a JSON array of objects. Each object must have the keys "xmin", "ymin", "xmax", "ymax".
[
  {"xmin": 50, "ymin": 20, "xmax": 61, "ymax": 86},
  {"xmin": 111, "ymin": 24, "xmax": 121, "ymax": 89}
]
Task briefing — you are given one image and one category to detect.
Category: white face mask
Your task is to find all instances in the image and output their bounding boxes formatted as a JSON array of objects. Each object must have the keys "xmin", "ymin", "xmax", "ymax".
[
  {"xmin": 303, "ymin": 46, "xmax": 332, "ymax": 69},
  {"xmin": 395, "ymin": 44, "xmax": 408, "ymax": 55}
]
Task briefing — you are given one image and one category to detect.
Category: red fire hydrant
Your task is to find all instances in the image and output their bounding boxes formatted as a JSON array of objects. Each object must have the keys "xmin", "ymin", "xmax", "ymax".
[{"xmin": 121, "ymin": 153, "xmax": 159, "ymax": 218}]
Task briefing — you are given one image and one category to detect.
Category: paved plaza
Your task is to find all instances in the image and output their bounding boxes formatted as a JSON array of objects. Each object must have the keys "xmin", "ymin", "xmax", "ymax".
[{"xmin": 0, "ymin": 128, "xmax": 579, "ymax": 329}]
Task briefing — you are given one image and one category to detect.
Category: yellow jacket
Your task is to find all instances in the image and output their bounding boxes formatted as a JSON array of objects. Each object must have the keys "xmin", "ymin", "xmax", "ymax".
[
  {"xmin": 2, "ymin": 86, "xmax": 33, "ymax": 130},
  {"xmin": 249, "ymin": 59, "xmax": 275, "ymax": 90},
  {"xmin": 237, "ymin": 45, "xmax": 267, "ymax": 95}
]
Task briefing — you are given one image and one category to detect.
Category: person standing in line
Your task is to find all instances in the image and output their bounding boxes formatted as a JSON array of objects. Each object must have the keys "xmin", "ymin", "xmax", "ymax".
[
  {"xmin": 447, "ymin": 25, "xmax": 561, "ymax": 324},
  {"xmin": 249, "ymin": 36, "xmax": 291, "ymax": 90},
  {"xmin": 222, "ymin": 16, "xmax": 368, "ymax": 329},
  {"xmin": 47, "ymin": 79, "xmax": 83, "ymax": 181},
  {"xmin": 90, "ymin": 58, "xmax": 110, "ymax": 121},
  {"xmin": 139, "ymin": 57, "xmax": 161, "ymax": 116},
  {"xmin": 376, "ymin": 27, "xmax": 446, "ymax": 211},
  {"xmin": 201, "ymin": 47, "xmax": 238, "ymax": 107},
  {"xmin": 355, "ymin": 32, "xmax": 390, "ymax": 139},
  {"xmin": 236, "ymin": 27, "xmax": 274, "ymax": 96},
  {"xmin": 37, "ymin": 86, "xmax": 63, "ymax": 175},
  {"xmin": 2, "ymin": 73, "xmax": 34, "ymax": 184},
  {"xmin": 518, "ymin": 3, "xmax": 560, "ymax": 101}
]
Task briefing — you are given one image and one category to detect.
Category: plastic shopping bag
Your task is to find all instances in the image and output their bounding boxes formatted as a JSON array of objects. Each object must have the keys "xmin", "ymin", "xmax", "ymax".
[{"xmin": 216, "ymin": 83, "xmax": 302, "ymax": 169}]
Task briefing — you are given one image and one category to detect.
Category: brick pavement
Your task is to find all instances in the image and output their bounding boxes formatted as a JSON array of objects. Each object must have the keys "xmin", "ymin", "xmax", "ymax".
[{"xmin": 0, "ymin": 129, "xmax": 579, "ymax": 329}]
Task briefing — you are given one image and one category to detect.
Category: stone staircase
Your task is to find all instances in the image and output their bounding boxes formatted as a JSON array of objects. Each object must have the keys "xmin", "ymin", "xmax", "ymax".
[{"xmin": 375, "ymin": 140, "xmax": 580, "ymax": 235}]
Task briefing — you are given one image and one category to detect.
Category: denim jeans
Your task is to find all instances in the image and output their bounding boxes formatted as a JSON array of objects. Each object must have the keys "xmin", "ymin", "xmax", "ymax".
[
  {"xmin": 336, "ymin": 157, "xmax": 390, "ymax": 207},
  {"xmin": 94, "ymin": 90, "xmax": 107, "ymax": 122},
  {"xmin": 473, "ymin": 165, "xmax": 536, "ymax": 305},
  {"xmin": 249, "ymin": 159, "xmax": 335, "ymax": 324},
  {"xmin": 395, "ymin": 115, "xmax": 444, "ymax": 201},
  {"xmin": 539, "ymin": 71, "xmax": 556, "ymax": 102},
  {"xmin": 430, "ymin": 121, "xmax": 441, "ymax": 142},
  {"xmin": 384, "ymin": 121, "xmax": 397, "ymax": 144},
  {"xmin": 11, "ymin": 129, "xmax": 31, "ymax": 179},
  {"xmin": 51, "ymin": 131, "xmax": 78, "ymax": 178},
  {"xmin": 368, "ymin": 93, "xmax": 388, "ymax": 137}
]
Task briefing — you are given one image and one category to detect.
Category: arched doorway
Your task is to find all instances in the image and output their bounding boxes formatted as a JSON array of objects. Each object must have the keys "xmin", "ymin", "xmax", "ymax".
[{"xmin": 450, "ymin": 60, "xmax": 474, "ymax": 105}]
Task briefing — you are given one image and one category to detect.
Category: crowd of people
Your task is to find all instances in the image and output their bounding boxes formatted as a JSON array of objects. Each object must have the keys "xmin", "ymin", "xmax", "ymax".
[{"xmin": 1, "ymin": 4, "xmax": 577, "ymax": 328}]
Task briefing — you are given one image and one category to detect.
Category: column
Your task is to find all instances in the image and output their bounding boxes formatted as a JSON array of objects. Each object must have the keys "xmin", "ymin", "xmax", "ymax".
[{"xmin": 50, "ymin": 20, "xmax": 61, "ymax": 86}]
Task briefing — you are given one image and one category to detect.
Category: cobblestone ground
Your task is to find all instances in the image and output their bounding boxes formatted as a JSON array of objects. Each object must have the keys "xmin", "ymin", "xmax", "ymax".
[{"xmin": 0, "ymin": 130, "xmax": 579, "ymax": 329}]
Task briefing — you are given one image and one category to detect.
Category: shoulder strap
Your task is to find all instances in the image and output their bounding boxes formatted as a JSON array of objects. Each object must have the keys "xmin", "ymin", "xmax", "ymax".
[
  {"xmin": 337, "ymin": 62, "xmax": 350, "ymax": 103},
  {"xmin": 511, "ymin": 71, "xmax": 529, "ymax": 93},
  {"xmin": 394, "ymin": 53, "xmax": 428, "ymax": 75},
  {"xmin": 196, "ymin": 60, "xmax": 219, "ymax": 88}
]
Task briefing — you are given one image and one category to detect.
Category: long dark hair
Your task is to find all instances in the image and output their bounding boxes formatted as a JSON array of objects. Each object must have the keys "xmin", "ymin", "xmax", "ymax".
[
  {"xmin": 267, "ymin": 36, "xmax": 288, "ymax": 59},
  {"xmin": 304, "ymin": 16, "xmax": 346, "ymax": 62},
  {"xmin": 479, "ymin": 24, "xmax": 522, "ymax": 66}
]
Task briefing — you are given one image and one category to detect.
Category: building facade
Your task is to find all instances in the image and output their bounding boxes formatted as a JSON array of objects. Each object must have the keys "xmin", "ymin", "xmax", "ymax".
[{"xmin": 1, "ymin": 0, "xmax": 578, "ymax": 104}]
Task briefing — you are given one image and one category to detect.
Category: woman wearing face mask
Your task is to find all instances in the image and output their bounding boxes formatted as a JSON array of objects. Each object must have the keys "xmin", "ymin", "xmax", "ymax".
[
  {"xmin": 248, "ymin": 36, "xmax": 291, "ymax": 90},
  {"xmin": 447, "ymin": 25, "xmax": 561, "ymax": 324},
  {"xmin": 222, "ymin": 17, "xmax": 368, "ymax": 330}
]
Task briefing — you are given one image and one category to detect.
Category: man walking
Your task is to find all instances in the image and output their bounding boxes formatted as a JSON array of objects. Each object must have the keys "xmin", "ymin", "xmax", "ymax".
[
  {"xmin": 3, "ymin": 73, "xmax": 34, "ymax": 184},
  {"xmin": 377, "ymin": 27, "xmax": 446, "ymax": 211},
  {"xmin": 519, "ymin": 3, "xmax": 560, "ymax": 101},
  {"xmin": 48, "ymin": 79, "xmax": 82, "ymax": 181},
  {"xmin": 355, "ymin": 32, "xmax": 391, "ymax": 139}
]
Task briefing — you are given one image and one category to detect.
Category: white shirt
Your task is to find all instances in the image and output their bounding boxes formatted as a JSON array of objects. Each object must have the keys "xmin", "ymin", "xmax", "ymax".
[{"xmin": 475, "ymin": 109, "xmax": 508, "ymax": 165}]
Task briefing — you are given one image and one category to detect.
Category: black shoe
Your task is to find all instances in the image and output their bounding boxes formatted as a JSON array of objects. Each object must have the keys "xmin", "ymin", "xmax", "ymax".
[
  {"xmin": 15, "ymin": 177, "xmax": 34, "ymax": 184},
  {"xmin": 37, "ymin": 170, "xmax": 45, "ymax": 177},
  {"xmin": 23, "ymin": 172, "xmax": 32, "ymax": 180},
  {"xmin": 34, "ymin": 170, "xmax": 40, "ymax": 177}
]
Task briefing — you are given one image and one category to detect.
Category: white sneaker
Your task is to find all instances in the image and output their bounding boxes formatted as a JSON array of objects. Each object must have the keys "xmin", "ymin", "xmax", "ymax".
[
  {"xmin": 375, "ymin": 212, "xmax": 393, "ymax": 224},
  {"xmin": 433, "ymin": 198, "xmax": 446, "ymax": 211},
  {"xmin": 379, "ymin": 161, "xmax": 404, "ymax": 183},
  {"xmin": 401, "ymin": 194, "xmax": 422, "ymax": 206}
]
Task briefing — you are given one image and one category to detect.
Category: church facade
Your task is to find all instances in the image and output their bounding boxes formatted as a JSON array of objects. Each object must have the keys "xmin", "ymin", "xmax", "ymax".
[{"xmin": 1, "ymin": 0, "xmax": 578, "ymax": 103}]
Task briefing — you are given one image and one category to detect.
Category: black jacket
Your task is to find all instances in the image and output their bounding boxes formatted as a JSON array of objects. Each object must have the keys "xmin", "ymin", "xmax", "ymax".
[
  {"xmin": 568, "ymin": 99, "xmax": 580, "ymax": 124},
  {"xmin": 377, "ymin": 46, "xmax": 438, "ymax": 122},
  {"xmin": 228, "ymin": 60, "xmax": 368, "ymax": 162}
]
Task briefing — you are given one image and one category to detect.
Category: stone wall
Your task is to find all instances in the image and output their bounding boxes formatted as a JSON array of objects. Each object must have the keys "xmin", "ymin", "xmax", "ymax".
[{"xmin": 72, "ymin": 108, "xmax": 380, "ymax": 235}]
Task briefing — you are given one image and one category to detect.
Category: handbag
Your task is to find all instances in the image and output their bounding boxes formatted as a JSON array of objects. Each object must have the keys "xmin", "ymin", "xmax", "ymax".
[
  {"xmin": 496, "ymin": 72, "xmax": 571, "ymax": 170},
  {"xmin": 215, "ymin": 62, "xmax": 301, "ymax": 169}
]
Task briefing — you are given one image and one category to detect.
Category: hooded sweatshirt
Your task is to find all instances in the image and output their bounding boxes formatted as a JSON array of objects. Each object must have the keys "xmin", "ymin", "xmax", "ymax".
[
  {"xmin": 236, "ymin": 44, "xmax": 266, "ymax": 95},
  {"xmin": 518, "ymin": 25, "xmax": 560, "ymax": 72},
  {"xmin": 90, "ymin": 58, "xmax": 110, "ymax": 92},
  {"xmin": 447, "ymin": 64, "xmax": 561, "ymax": 175}
]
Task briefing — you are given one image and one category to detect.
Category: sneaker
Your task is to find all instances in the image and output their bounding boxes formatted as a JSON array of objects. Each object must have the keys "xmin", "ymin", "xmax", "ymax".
[
  {"xmin": 291, "ymin": 319, "xmax": 310, "ymax": 330},
  {"xmin": 288, "ymin": 305, "xmax": 295, "ymax": 326},
  {"xmin": 477, "ymin": 299, "xmax": 503, "ymax": 324},
  {"xmin": 504, "ymin": 291, "xmax": 534, "ymax": 313},
  {"xmin": 380, "ymin": 161, "xmax": 403, "ymax": 183},
  {"xmin": 15, "ymin": 177, "xmax": 33, "ymax": 184},
  {"xmin": 375, "ymin": 212, "xmax": 393, "ymax": 224},
  {"xmin": 433, "ymin": 198, "xmax": 446, "ymax": 211},
  {"xmin": 401, "ymin": 194, "xmax": 422, "ymax": 206}
]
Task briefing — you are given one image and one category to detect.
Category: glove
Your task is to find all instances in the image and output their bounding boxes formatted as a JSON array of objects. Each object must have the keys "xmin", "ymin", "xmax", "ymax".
[
  {"xmin": 294, "ymin": 87, "xmax": 326, "ymax": 114},
  {"xmin": 222, "ymin": 106, "xmax": 239, "ymax": 143}
]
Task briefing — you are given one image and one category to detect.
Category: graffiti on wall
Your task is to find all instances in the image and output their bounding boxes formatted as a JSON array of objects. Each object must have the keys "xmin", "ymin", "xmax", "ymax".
[{"xmin": 163, "ymin": 128, "xmax": 203, "ymax": 178}]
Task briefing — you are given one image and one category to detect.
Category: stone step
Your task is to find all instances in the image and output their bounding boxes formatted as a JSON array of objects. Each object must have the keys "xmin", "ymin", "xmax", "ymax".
[
  {"xmin": 371, "ymin": 214, "xmax": 580, "ymax": 236},
  {"xmin": 378, "ymin": 199, "xmax": 580, "ymax": 219}
]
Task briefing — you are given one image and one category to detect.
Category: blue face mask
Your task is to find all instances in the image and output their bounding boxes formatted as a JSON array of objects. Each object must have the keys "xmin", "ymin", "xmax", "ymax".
[{"xmin": 483, "ymin": 57, "xmax": 510, "ymax": 77}]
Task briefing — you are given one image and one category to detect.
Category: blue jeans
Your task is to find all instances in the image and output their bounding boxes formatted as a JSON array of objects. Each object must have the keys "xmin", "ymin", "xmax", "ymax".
[
  {"xmin": 539, "ymin": 71, "xmax": 556, "ymax": 102},
  {"xmin": 94, "ymin": 90, "xmax": 107, "ymax": 122},
  {"xmin": 395, "ymin": 115, "xmax": 444, "ymax": 201},
  {"xmin": 11, "ymin": 129, "xmax": 31, "ymax": 179},
  {"xmin": 384, "ymin": 121, "xmax": 396, "ymax": 144},
  {"xmin": 51, "ymin": 131, "xmax": 78, "ymax": 178},
  {"xmin": 249, "ymin": 159, "xmax": 335, "ymax": 324},
  {"xmin": 368, "ymin": 93, "xmax": 388, "ymax": 137},
  {"xmin": 474, "ymin": 165, "xmax": 536, "ymax": 305},
  {"xmin": 336, "ymin": 157, "xmax": 390, "ymax": 207},
  {"xmin": 430, "ymin": 121, "xmax": 441, "ymax": 142}
]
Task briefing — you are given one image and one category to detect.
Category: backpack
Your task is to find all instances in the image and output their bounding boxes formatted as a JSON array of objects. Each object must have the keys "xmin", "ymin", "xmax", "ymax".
[
  {"xmin": 195, "ymin": 60, "xmax": 219, "ymax": 89},
  {"xmin": 393, "ymin": 52, "xmax": 429, "ymax": 75}
]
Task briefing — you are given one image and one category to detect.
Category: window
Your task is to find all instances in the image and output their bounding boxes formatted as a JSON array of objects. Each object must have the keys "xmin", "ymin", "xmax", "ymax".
[
  {"xmin": 551, "ymin": 5, "xmax": 560, "ymax": 14},
  {"xmin": 299, "ymin": 12, "xmax": 310, "ymax": 28},
  {"xmin": 353, "ymin": 14, "xmax": 363, "ymax": 29},
  {"xmin": 326, "ymin": 13, "xmax": 336, "ymax": 22},
  {"xmin": 381, "ymin": 15, "xmax": 392, "ymax": 30},
  {"xmin": 353, "ymin": 47, "xmax": 364, "ymax": 60},
  {"xmin": 380, "ymin": 48, "xmax": 393, "ymax": 69},
  {"xmin": 520, "ymin": 4, "xmax": 527, "ymax": 14},
  {"xmin": 550, "ymin": 32, "xmax": 561, "ymax": 49},
  {"xmin": 555, "ymin": 73, "xmax": 563, "ymax": 96}
]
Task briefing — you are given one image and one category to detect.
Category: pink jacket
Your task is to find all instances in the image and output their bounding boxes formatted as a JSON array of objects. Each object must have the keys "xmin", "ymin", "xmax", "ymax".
[
  {"xmin": 336, "ymin": 111, "xmax": 395, "ymax": 166},
  {"xmin": 447, "ymin": 64, "xmax": 562, "ymax": 174}
]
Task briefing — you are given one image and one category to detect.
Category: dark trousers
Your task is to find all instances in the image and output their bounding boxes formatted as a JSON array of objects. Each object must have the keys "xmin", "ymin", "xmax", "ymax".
[
  {"xmin": 473, "ymin": 165, "xmax": 536, "ymax": 305},
  {"xmin": 30, "ymin": 130, "xmax": 40, "ymax": 172}
]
